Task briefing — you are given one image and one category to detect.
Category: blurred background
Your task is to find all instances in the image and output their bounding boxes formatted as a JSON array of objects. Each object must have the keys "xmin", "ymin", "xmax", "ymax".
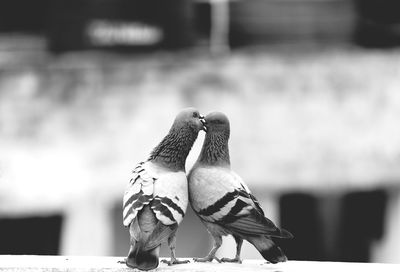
[{"xmin": 1, "ymin": 0, "xmax": 400, "ymax": 264}]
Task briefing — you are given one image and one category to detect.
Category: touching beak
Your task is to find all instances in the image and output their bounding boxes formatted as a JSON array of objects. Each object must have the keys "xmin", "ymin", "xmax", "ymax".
[{"xmin": 200, "ymin": 115, "xmax": 207, "ymax": 132}]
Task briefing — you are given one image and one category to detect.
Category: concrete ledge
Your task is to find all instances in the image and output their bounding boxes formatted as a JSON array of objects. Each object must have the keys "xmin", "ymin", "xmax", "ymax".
[{"xmin": 0, "ymin": 255, "xmax": 399, "ymax": 272}]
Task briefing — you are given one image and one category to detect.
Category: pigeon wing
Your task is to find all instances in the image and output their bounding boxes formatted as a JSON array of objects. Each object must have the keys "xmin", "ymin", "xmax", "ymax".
[
  {"xmin": 122, "ymin": 161, "xmax": 156, "ymax": 227},
  {"xmin": 144, "ymin": 168, "xmax": 188, "ymax": 249},
  {"xmin": 192, "ymin": 167, "xmax": 289, "ymax": 238},
  {"xmin": 151, "ymin": 170, "xmax": 188, "ymax": 226}
]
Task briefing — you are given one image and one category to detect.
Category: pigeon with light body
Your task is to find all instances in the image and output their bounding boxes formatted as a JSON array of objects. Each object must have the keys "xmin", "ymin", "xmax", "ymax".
[
  {"xmin": 188, "ymin": 112, "xmax": 293, "ymax": 264},
  {"xmin": 122, "ymin": 108, "xmax": 205, "ymax": 270}
]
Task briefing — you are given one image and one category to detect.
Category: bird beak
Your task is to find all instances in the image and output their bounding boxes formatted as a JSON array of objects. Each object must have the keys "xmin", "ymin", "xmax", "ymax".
[{"xmin": 199, "ymin": 115, "xmax": 207, "ymax": 132}]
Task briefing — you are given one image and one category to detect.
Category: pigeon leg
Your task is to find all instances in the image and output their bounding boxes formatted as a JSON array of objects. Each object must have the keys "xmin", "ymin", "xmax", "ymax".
[
  {"xmin": 161, "ymin": 233, "xmax": 190, "ymax": 265},
  {"xmin": 193, "ymin": 233, "xmax": 222, "ymax": 263},
  {"xmin": 221, "ymin": 236, "xmax": 243, "ymax": 263}
]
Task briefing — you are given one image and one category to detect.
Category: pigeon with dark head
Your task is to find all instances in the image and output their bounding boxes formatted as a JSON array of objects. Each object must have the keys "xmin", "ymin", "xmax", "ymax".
[
  {"xmin": 188, "ymin": 111, "xmax": 293, "ymax": 264},
  {"xmin": 122, "ymin": 108, "xmax": 205, "ymax": 270}
]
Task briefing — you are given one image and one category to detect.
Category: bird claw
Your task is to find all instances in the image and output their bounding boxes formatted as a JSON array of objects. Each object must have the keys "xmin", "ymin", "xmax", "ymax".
[
  {"xmin": 161, "ymin": 258, "xmax": 190, "ymax": 266},
  {"xmin": 117, "ymin": 259, "xmax": 126, "ymax": 264},
  {"xmin": 193, "ymin": 256, "xmax": 221, "ymax": 263},
  {"xmin": 221, "ymin": 257, "xmax": 242, "ymax": 264}
]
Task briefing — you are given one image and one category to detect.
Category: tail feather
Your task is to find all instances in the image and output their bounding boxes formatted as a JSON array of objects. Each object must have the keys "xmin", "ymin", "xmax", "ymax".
[
  {"xmin": 126, "ymin": 206, "xmax": 160, "ymax": 270},
  {"xmin": 127, "ymin": 243, "xmax": 160, "ymax": 270},
  {"xmin": 247, "ymin": 236, "xmax": 287, "ymax": 264}
]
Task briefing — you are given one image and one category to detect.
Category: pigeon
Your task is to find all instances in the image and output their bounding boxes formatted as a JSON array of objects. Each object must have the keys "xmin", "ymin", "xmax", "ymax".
[
  {"xmin": 122, "ymin": 108, "xmax": 206, "ymax": 270},
  {"xmin": 188, "ymin": 111, "xmax": 293, "ymax": 264}
]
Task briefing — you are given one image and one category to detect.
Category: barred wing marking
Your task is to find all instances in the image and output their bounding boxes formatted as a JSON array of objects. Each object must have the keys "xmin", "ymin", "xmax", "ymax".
[
  {"xmin": 151, "ymin": 171, "xmax": 188, "ymax": 225},
  {"xmin": 151, "ymin": 196, "xmax": 185, "ymax": 225},
  {"xmin": 192, "ymin": 167, "xmax": 282, "ymax": 236},
  {"xmin": 236, "ymin": 173, "xmax": 265, "ymax": 216},
  {"xmin": 123, "ymin": 162, "xmax": 156, "ymax": 227},
  {"xmin": 197, "ymin": 188, "xmax": 253, "ymax": 223},
  {"xmin": 123, "ymin": 162, "xmax": 188, "ymax": 227}
]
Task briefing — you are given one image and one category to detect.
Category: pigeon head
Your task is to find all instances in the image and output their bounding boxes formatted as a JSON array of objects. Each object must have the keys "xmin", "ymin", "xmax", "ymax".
[
  {"xmin": 204, "ymin": 111, "xmax": 230, "ymax": 136},
  {"xmin": 149, "ymin": 107, "xmax": 205, "ymax": 171},
  {"xmin": 172, "ymin": 107, "xmax": 206, "ymax": 134},
  {"xmin": 198, "ymin": 111, "xmax": 231, "ymax": 167}
]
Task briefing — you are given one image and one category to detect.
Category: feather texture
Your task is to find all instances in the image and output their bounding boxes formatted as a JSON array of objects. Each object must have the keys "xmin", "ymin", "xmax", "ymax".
[
  {"xmin": 189, "ymin": 111, "xmax": 292, "ymax": 264},
  {"xmin": 123, "ymin": 161, "xmax": 188, "ymax": 230},
  {"xmin": 190, "ymin": 166, "xmax": 290, "ymax": 238},
  {"xmin": 123, "ymin": 108, "xmax": 205, "ymax": 270}
]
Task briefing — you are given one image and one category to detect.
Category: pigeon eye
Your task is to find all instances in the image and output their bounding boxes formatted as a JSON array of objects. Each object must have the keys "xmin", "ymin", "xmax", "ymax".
[{"xmin": 192, "ymin": 112, "xmax": 199, "ymax": 118}]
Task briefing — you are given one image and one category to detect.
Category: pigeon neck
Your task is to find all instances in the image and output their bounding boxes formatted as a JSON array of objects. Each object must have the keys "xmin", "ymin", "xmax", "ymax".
[
  {"xmin": 149, "ymin": 126, "xmax": 198, "ymax": 171},
  {"xmin": 199, "ymin": 131, "xmax": 230, "ymax": 167}
]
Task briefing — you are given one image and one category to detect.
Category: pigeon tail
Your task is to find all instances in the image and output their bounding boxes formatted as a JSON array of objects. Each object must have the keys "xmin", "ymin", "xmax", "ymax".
[
  {"xmin": 247, "ymin": 236, "xmax": 288, "ymax": 264},
  {"xmin": 126, "ymin": 244, "xmax": 160, "ymax": 271},
  {"xmin": 126, "ymin": 206, "xmax": 160, "ymax": 270}
]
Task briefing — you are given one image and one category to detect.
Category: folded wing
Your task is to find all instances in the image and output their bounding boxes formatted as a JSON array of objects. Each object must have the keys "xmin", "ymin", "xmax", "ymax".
[
  {"xmin": 123, "ymin": 162, "xmax": 155, "ymax": 227},
  {"xmin": 192, "ymin": 167, "xmax": 292, "ymax": 238}
]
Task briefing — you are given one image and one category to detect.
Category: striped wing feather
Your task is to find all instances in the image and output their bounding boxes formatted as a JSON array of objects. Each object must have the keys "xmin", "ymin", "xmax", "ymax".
[
  {"xmin": 151, "ymin": 170, "xmax": 188, "ymax": 226},
  {"xmin": 193, "ymin": 167, "xmax": 288, "ymax": 238},
  {"xmin": 123, "ymin": 161, "xmax": 188, "ymax": 228},
  {"xmin": 123, "ymin": 162, "xmax": 155, "ymax": 227},
  {"xmin": 225, "ymin": 208, "xmax": 287, "ymax": 237}
]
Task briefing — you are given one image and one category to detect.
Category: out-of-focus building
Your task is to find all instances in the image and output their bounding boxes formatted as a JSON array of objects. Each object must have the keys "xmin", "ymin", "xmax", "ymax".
[{"xmin": 1, "ymin": 0, "xmax": 400, "ymax": 52}]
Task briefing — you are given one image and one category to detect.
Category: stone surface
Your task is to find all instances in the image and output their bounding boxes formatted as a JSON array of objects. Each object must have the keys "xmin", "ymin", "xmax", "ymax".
[{"xmin": 0, "ymin": 256, "xmax": 400, "ymax": 272}]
